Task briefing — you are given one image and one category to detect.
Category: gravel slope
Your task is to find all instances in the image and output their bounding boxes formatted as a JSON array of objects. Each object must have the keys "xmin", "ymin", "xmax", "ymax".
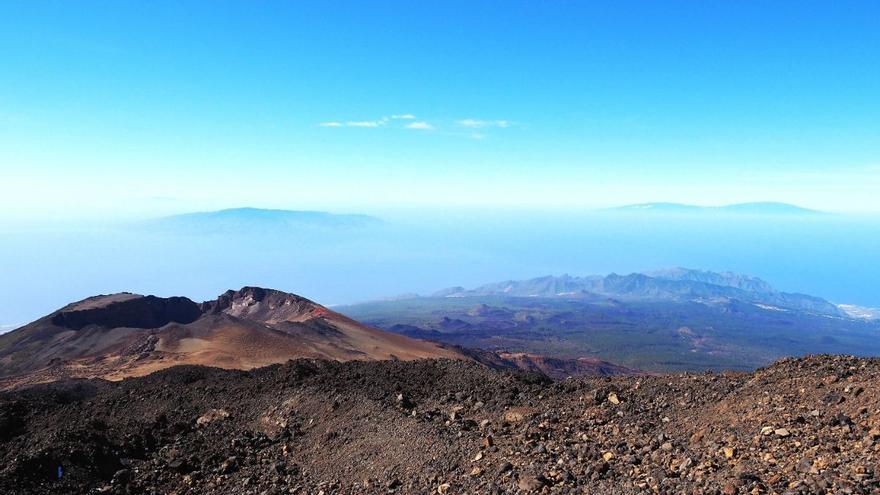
[{"xmin": 1, "ymin": 355, "xmax": 878, "ymax": 494}]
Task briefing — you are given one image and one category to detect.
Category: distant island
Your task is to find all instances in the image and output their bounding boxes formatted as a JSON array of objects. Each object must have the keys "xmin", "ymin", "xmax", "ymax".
[
  {"xmin": 606, "ymin": 202, "xmax": 822, "ymax": 215},
  {"xmin": 140, "ymin": 207, "xmax": 384, "ymax": 233}
]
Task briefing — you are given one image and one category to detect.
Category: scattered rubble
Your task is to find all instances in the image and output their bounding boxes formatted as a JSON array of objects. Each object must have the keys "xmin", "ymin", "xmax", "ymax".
[{"xmin": 1, "ymin": 355, "xmax": 879, "ymax": 494}]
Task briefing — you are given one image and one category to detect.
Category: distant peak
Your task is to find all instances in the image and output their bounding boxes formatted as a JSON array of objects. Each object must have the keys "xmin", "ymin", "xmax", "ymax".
[
  {"xmin": 607, "ymin": 202, "xmax": 822, "ymax": 215},
  {"xmin": 228, "ymin": 286, "xmax": 305, "ymax": 300},
  {"xmin": 214, "ymin": 286, "xmax": 315, "ymax": 307},
  {"xmin": 647, "ymin": 267, "xmax": 776, "ymax": 293},
  {"xmin": 206, "ymin": 287, "xmax": 330, "ymax": 323}
]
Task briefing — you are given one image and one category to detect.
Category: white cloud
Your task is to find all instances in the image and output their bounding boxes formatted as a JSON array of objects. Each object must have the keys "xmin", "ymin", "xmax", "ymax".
[
  {"xmin": 406, "ymin": 121, "xmax": 434, "ymax": 130},
  {"xmin": 346, "ymin": 120, "xmax": 385, "ymax": 128},
  {"xmin": 457, "ymin": 119, "xmax": 511, "ymax": 129},
  {"xmin": 318, "ymin": 115, "xmax": 514, "ymax": 137},
  {"xmin": 318, "ymin": 120, "xmax": 386, "ymax": 128},
  {"xmin": 318, "ymin": 114, "xmax": 418, "ymax": 128}
]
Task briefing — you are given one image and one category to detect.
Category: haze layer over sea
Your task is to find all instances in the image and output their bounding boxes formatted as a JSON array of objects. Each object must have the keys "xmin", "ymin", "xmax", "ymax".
[{"xmin": 1, "ymin": 208, "xmax": 877, "ymax": 327}]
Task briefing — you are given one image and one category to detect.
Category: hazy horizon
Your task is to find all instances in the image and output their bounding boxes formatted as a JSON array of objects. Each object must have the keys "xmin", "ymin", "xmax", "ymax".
[
  {"xmin": 2, "ymin": 206, "xmax": 878, "ymax": 329},
  {"xmin": 3, "ymin": 200, "xmax": 877, "ymax": 227}
]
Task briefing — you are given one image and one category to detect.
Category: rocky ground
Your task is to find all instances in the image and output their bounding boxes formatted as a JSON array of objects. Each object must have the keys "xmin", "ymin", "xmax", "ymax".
[{"xmin": 1, "ymin": 355, "xmax": 879, "ymax": 494}]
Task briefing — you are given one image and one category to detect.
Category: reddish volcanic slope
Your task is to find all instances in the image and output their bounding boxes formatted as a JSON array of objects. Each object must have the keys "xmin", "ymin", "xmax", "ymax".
[{"xmin": 0, "ymin": 287, "xmax": 466, "ymax": 387}]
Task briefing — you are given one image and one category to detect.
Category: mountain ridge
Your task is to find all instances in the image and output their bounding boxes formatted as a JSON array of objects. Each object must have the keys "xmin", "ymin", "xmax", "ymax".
[
  {"xmin": 430, "ymin": 268, "xmax": 843, "ymax": 316},
  {"xmin": 342, "ymin": 268, "xmax": 880, "ymax": 371},
  {"xmin": 606, "ymin": 202, "xmax": 822, "ymax": 215}
]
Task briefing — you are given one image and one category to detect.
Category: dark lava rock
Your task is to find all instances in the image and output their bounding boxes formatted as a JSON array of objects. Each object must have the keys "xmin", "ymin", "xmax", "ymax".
[{"xmin": 1, "ymin": 356, "xmax": 879, "ymax": 494}]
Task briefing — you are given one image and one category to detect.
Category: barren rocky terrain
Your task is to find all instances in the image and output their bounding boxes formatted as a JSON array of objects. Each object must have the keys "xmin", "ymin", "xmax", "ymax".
[
  {"xmin": 2, "ymin": 355, "xmax": 878, "ymax": 494},
  {"xmin": 0, "ymin": 287, "xmax": 465, "ymax": 387}
]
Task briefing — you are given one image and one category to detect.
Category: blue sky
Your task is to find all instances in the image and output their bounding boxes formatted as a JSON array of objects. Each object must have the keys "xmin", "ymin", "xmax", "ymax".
[{"xmin": 0, "ymin": 1, "xmax": 878, "ymax": 219}]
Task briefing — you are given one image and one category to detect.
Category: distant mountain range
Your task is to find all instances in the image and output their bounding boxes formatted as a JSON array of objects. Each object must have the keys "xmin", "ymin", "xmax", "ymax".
[
  {"xmin": 141, "ymin": 207, "xmax": 383, "ymax": 233},
  {"xmin": 343, "ymin": 268, "xmax": 880, "ymax": 372},
  {"xmin": 606, "ymin": 202, "xmax": 822, "ymax": 215},
  {"xmin": 433, "ymin": 268, "xmax": 843, "ymax": 316}
]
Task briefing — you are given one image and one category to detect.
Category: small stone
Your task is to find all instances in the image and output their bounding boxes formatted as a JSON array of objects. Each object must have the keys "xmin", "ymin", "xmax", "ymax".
[
  {"xmin": 502, "ymin": 407, "xmax": 535, "ymax": 423},
  {"xmin": 498, "ymin": 461, "xmax": 513, "ymax": 474},
  {"xmin": 517, "ymin": 476, "xmax": 547, "ymax": 492},
  {"xmin": 483, "ymin": 435, "xmax": 494, "ymax": 448},
  {"xmin": 774, "ymin": 428, "xmax": 790, "ymax": 437},
  {"xmin": 449, "ymin": 406, "xmax": 464, "ymax": 421},
  {"xmin": 602, "ymin": 451, "xmax": 615, "ymax": 462},
  {"xmin": 760, "ymin": 426, "xmax": 774, "ymax": 436},
  {"xmin": 167, "ymin": 458, "xmax": 190, "ymax": 474},
  {"xmin": 437, "ymin": 483, "xmax": 450, "ymax": 494},
  {"xmin": 219, "ymin": 456, "xmax": 237, "ymax": 474},
  {"xmin": 677, "ymin": 457, "xmax": 693, "ymax": 473},
  {"xmin": 470, "ymin": 467, "xmax": 482, "ymax": 476},
  {"xmin": 723, "ymin": 447, "xmax": 736, "ymax": 458},
  {"xmin": 196, "ymin": 408, "xmax": 230, "ymax": 426},
  {"xmin": 796, "ymin": 458, "xmax": 813, "ymax": 473},
  {"xmin": 608, "ymin": 393, "xmax": 621, "ymax": 405},
  {"xmin": 396, "ymin": 393, "xmax": 415, "ymax": 409},
  {"xmin": 111, "ymin": 469, "xmax": 131, "ymax": 485}
]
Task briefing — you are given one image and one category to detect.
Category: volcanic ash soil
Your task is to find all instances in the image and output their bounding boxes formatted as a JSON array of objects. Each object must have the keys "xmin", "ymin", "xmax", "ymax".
[{"xmin": 1, "ymin": 355, "xmax": 880, "ymax": 494}]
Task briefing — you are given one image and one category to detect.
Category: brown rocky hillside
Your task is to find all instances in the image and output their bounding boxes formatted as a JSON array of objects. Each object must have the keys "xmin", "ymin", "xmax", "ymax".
[
  {"xmin": 0, "ymin": 287, "xmax": 465, "ymax": 387},
  {"xmin": 1, "ymin": 355, "xmax": 878, "ymax": 494}
]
